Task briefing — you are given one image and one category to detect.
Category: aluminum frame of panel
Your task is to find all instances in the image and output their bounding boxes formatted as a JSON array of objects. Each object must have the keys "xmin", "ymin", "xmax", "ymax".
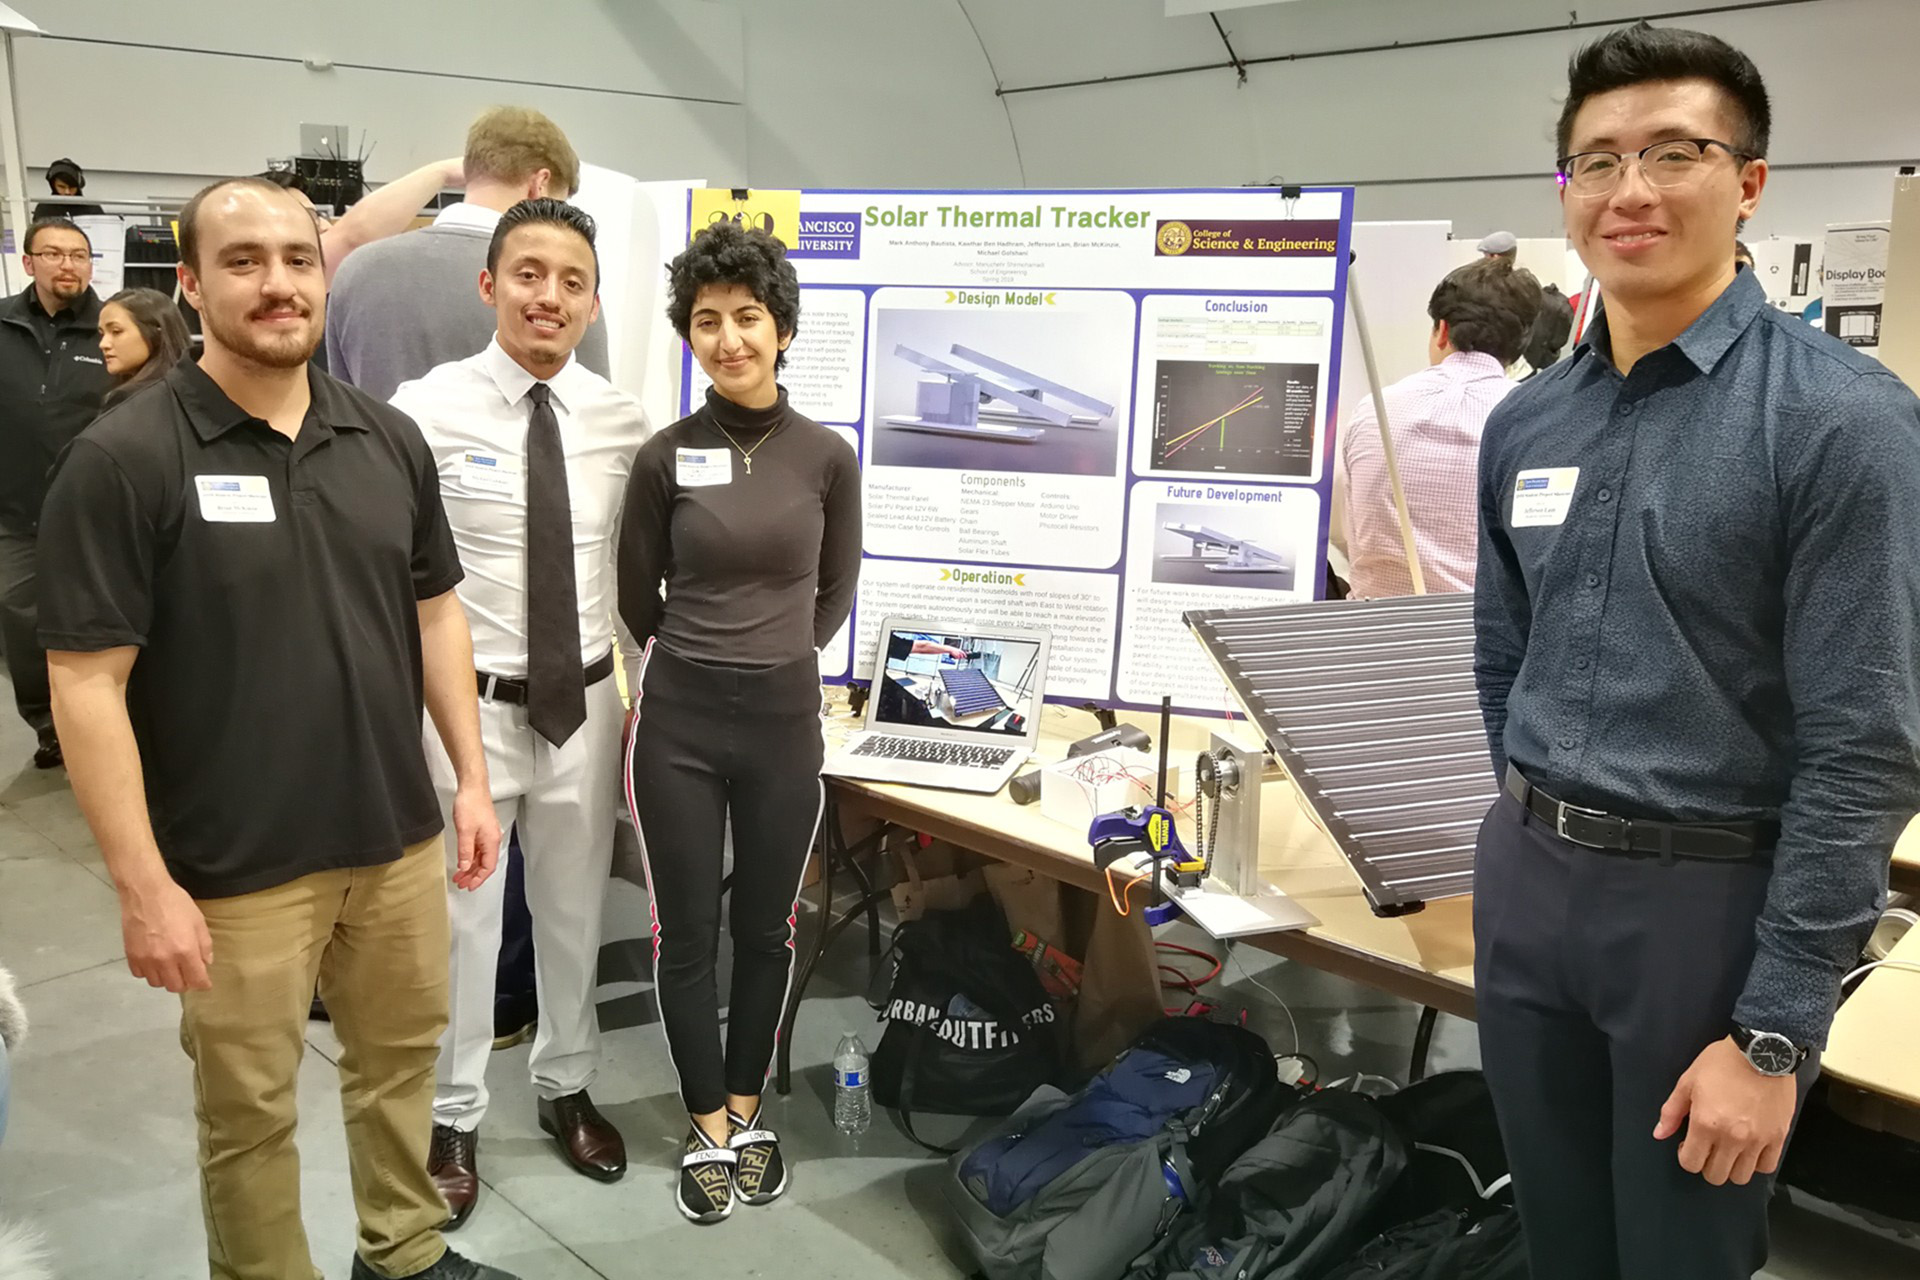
[{"xmin": 1185, "ymin": 593, "xmax": 1496, "ymax": 915}]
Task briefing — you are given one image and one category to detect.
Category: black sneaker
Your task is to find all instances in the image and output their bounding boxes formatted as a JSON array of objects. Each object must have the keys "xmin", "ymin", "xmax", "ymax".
[
  {"xmin": 677, "ymin": 1124, "xmax": 736, "ymax": 1224},
  {"xmin": 728, "ymin": 1107, "xmax": 788, "ymax": 1206},
  {"xmin": 32, "ymin": 737, "xmax": 61, "ymax": 769},
  {"xmin": 349, "ymin": 1246, "xmax": 521, "ymax": 1279}
]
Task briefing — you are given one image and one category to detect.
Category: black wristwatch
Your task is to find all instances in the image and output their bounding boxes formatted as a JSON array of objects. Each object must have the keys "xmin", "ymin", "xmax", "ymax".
[{"xmin": 1731, "ymin": 1024, "xmax": 1809, "ymax": 1077}]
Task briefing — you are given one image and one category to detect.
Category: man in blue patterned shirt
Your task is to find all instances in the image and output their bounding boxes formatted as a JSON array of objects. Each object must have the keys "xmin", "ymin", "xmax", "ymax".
[{"xmin": 1473, "ymin": 22, "xmax": 1920, "ymax": 1279}]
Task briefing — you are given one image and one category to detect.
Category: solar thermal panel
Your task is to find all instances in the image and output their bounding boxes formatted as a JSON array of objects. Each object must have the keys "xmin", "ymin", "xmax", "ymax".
[
  {"xmin": 940, "ymin": 667, "xmax": 1007, "ymax": 717},
  {"xmin": 1185, "ymin": 593, "xmax": 1495, "ymax": 914}
]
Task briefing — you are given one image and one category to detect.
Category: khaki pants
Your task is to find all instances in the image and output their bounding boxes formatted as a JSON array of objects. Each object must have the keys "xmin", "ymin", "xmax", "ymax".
[{"xmin": 180, "ymin": 837, "xmax": 451, "ymax": 1280}]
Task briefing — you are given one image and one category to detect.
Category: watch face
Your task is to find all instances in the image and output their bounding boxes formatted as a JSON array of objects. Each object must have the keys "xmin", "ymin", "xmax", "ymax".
[{"xmin": 1746, "ymin": 1032, "xmax": 1800, "ymax": 1076}]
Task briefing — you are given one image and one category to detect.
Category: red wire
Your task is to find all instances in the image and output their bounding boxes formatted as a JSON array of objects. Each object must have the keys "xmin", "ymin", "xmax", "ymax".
[{"xmin": 1155, "ymin": 940, "xmax": 1222, "ymax": 994}]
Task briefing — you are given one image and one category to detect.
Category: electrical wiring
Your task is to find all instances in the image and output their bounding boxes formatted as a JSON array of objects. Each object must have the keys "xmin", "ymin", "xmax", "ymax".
[
  {"xmin": 1155, "ymin": 940, "xmax": 1222, "ymax": 994},
  {"xmin": 1226, "ymin": 937, "xmax": 1301, "ymax": 1058},
  {"xmin": 1841, "ymin": 958, "xmax": 1920, "ymax": 989},
  {"xmin": 1103, "ymin": 862, "xmax": 1153, "ymax": 916}
]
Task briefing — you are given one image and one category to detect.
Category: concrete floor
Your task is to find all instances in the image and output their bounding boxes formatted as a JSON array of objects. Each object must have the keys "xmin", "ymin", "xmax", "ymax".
[{"xmin": 1, "ymin": 675, "xmax": 1918, "ymax": 1278}]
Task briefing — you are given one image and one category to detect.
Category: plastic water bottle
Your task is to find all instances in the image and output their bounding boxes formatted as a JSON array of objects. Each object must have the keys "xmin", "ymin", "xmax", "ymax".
[{"xmin": 833, "ymin": 1032, "xmax": 872, "ymax": 1135}]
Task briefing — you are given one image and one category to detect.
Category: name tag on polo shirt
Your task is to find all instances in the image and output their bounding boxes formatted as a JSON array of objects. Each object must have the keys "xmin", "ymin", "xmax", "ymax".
[
  {"xmin": 194, "ymin": 475, "xmax": 276, "ymax": 523},
  {"xmin": 676, "ymin": 448, "xmax": 732, "ymax": 487},
  {"xmin": 1511, "ymin": 467, "xmax": 1579, "ymax": 528},
  {"xmin": 459, "ymin": 451, "xmax": 522, "ymax": 497}
]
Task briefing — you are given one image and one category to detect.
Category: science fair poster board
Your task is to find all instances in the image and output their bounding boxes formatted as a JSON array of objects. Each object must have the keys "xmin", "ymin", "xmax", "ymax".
[{"xmin": 680, "ymin": 187, "xmax": 1355, "ymax": 712}]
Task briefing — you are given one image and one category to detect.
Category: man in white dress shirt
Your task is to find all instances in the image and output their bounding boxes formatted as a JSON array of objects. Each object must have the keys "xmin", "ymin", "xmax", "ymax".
[
  {"xmin": 1341, "ymin": 256, "xmax": 1542, "ymax": 598},
  {"xmin": 392, "ymin": 199, "xmax": 650, "ymax": 1228}
]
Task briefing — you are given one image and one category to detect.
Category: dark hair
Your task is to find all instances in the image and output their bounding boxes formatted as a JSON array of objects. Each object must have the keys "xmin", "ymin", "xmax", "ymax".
[
  {"xmin": 666, "ymin": 221, "xmax": 801, "ymax": 370},
  {"xmin": 178, "ymin": 175, "xmax": 319, "ymax": 270},
  {"xmin": 1522, "ymin": 284, "xmax": 1575, "ymax": 373},
  {"xmin": 1733, "ymin": 238, "xmax": 1754, "ymax": 267},
  {"xmin": 1428, "ymin": 258, "xmax": 1543, "ymax": 366},
  {"xmin": 1557, "ymin": 22, "xmax": 1770, "ymax": 162},
  {"xmin": 24, "ymin": 217, "xmax": 89, "ymax": 256},
  {"xmin": 486, "ymin": 198, "xmax": 599, "ymax": 289},
  {"xmin": 100, "ymin": 287, "xmax": 192, "ymax": 409}
]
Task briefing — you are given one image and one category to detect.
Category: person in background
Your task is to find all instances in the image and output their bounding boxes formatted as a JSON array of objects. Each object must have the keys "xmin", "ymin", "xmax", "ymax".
[
  {"xmin": 393, "ymin": 199, "xmax": 649, "ymax": 1228},
  {"xmin": 1474, "ymin": 23, "xmax": 1920, "ymax": 1278},
  {"xmin": 97, "ymin": 287, "xmax": 191, "ymax": 410},
  {"xmin": 0, "ymin": 217, "xmax": 111, "ymax": 769},
  {"xmin": 327, "ymin": 106, "xmax": 610, "ymax": 402},
  {"xmin": 1734, "ymin": 238, "xmax": 1756, "ymax": 270},
  {"xmin": 1522, "ymin": 282, "xmax": 1575, "ymax": 376},
  {"xmin": 618, "ymin": 221, "xmax": 861, "ymax": 1224},
  {"xmin": 32, "ymin": 157, "xmax": 104, "ymax": 220},
  {"xmin": 1342, "ymin": 257, "xmax": 1541, "ymax": 599},
  {"xmin": 1477, "ymin": 229, "xmax": 1518, "ymax": 263},
  {"xmin": 37, "ymin": 175, "xmax": 515, "ymax": 1280}
]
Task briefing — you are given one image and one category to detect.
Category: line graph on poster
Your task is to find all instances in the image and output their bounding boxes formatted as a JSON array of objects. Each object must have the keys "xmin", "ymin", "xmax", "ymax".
[{"xmin": 1149, "ymin": 359, "xmax": 1318, "ymax": 477}]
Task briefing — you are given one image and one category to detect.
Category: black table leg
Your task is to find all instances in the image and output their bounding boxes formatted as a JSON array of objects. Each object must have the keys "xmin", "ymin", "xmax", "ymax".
[{"xmin": 1409, "ymin": 1005, "xmax": 1440, "ymax": 1082}]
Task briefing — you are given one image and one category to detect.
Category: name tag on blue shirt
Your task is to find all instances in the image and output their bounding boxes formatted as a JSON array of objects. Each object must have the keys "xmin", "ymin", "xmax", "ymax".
[{"xmin": 1512, "ymin": 467, "xmax": 1579, "ymax": 527}]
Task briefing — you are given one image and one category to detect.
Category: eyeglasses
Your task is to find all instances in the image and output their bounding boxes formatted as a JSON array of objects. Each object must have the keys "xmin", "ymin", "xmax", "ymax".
[
  {"xmin": 1556, "ymin": 139, "xmax": 1755, "ymax": 198},
  {"xmin": 29, "ymin": 250, "xmax": 91, "ymax": 266}
]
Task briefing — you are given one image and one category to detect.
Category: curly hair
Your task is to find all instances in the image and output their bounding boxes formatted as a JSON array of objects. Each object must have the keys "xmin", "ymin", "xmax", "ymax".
[{"xmin": 666, "ymin": 221, "xmax": 800, "ymax": 370}]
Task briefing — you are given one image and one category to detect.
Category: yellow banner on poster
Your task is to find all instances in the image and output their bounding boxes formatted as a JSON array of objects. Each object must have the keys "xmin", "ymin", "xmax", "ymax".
[{"xmin": 688, "ymin": 188, "xmax": 803, "ymax": 247}]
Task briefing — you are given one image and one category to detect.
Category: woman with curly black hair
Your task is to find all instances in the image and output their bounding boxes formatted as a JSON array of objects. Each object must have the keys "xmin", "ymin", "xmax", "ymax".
[{"xmin": 616, "ymin": 220, "xmax": 861, "ymax": 1223}]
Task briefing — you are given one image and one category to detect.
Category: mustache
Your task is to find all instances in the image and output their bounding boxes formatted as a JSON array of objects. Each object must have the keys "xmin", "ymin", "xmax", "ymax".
[{"xmin": 249, "ymin": 302, "xmax": 313, "ymax": 320}]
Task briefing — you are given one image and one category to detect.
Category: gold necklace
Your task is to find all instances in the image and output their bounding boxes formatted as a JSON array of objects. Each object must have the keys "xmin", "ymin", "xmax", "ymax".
[{"xmin": 713, "ymin": 421, "xmax": 776, "ymax": 474}]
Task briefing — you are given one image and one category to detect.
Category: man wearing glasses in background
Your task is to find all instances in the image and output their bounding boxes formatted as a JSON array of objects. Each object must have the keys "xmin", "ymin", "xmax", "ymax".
[
  {"xmin": 0, "ymin": 217, "xmax": 110, "ymax": 769},
  {"xmin": 1474, "ymin": 22, "xmax": 1920, "ymax": 1279}
]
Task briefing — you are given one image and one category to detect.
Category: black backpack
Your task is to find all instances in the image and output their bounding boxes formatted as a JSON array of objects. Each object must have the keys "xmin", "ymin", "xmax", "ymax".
[
  {"xmin": 869, "ymin": 897, "xmax": 1067, "ymax": 1149},
  {"xmin": 942, "ymin": 1017, "xmax": 1291, "ymax": 1280},
  {"xmin": 1128, "ymin": 1088, "xmax": 1410, "ymax": 1279}
]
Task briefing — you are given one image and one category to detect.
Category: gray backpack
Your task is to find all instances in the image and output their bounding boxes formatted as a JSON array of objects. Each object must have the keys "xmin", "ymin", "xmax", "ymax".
[{"xmin": 941, "ymin": 1019, "xmax": 1287, "ymax": 1280}]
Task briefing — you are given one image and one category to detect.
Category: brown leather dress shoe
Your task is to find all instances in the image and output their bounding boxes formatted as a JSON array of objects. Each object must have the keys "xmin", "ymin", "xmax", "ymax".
[
  {"xmin": 428, "ymin": 1123, "xmax": 480, "ymax": 1230},
  {"xmin": 537, "ymin": 1090, "xmax": 627, "ymax": 1182}
]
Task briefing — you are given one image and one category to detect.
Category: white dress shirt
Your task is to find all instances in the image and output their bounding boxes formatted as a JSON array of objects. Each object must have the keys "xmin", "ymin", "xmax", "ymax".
[
  {"xmin": 431, "ymin": 201, "xmax": 504, "ymax": 234},
  {"xmin": 393, "ymin": 338, "xmax": 652, "ymax": 676},
  {"xmin": 1341, "ymin": 350, "xmax": 1516, "ymax": 599}
]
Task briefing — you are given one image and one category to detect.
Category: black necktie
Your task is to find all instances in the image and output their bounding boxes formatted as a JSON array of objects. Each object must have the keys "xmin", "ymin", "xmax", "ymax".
[{"xmin": 525, "ymin": 383, "xmax": 585, "ymax": 747}]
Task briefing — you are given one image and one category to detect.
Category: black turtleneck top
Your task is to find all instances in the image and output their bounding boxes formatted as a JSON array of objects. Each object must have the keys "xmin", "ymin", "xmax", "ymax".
[{"xmin": 618, "ymin": 385, "xmax": 862, "ymax": 668}]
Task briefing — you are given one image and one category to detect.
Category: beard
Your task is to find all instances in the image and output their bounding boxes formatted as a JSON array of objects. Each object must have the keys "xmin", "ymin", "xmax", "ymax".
[
  {"xmin": 201, "ymin": 303, "xmax": 319, "ymax": 370},
  {"xmin": 43, "ymin": 275, "xmax": 85, "ymax": 303}
]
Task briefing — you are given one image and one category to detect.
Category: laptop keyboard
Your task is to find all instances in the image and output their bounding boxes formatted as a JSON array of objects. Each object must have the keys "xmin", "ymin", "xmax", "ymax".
[{"xmin": 850, "ymin": 736, "xmax": 1015, "ymax": 769}]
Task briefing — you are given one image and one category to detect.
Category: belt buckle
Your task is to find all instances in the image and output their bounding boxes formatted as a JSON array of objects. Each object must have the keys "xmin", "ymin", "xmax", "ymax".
[{"xmin": 1556, "ymin": 801, "xmax": 1624, "ymax": 849}]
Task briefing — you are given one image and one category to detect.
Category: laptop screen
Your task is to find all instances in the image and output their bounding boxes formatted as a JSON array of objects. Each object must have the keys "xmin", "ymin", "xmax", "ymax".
[{"xmin": 874, "ymin": 628, "xmax": 1043, "ymax": 737}]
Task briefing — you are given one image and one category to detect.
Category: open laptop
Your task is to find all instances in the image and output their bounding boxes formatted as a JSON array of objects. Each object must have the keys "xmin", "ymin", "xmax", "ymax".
[{"xmin": 824, "ymin": 619, "xmax": 1051, "ymax": 794}]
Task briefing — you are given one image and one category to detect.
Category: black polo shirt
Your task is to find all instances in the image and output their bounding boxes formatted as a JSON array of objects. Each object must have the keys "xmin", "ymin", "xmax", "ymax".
[{"xmin": 37, "ymin": 359, "xmax": 465, "ymax": 899}]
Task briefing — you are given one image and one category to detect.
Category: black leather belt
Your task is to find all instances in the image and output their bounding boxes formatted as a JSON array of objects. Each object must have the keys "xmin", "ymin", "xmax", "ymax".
[
  {"xmin": 1504, "ymin": 765, "xmax": 1776, "ymax": 862},
  {"xmin": 477, "ymin": 650, "xmax": 616, "ymax": 706}
]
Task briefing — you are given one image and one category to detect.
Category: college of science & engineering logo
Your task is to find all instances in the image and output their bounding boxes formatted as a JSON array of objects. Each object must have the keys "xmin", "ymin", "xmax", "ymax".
[{"xmin": 1154, "ymin": 218, "xmax": 1340, "ymax": 258}]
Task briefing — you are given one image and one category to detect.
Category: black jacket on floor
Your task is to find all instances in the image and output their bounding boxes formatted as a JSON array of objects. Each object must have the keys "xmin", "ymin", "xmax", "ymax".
[{"xmin": 0, "ymin": 284, "xmax": 110, "ymax": 531}]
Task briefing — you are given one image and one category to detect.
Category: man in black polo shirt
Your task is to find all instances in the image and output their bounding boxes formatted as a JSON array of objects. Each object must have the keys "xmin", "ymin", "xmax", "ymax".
[
  {"xmin": 37, "ymin": 177, "xmax": 517, "ymax": 1280},
  {"xmin": 1474, "ymin": 24, "xmax": 1920, "ymax": 1279},
  {"xmin": 0, "ymin": 216, "xmax": 111, "ymax": 768}
]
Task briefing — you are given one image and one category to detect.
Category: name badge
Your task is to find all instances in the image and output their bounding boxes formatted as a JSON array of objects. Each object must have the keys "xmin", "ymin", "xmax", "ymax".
[
  {"xmin": 194, "ymin": 475, "xmax": 276, "ymax": 523},
  {"xmin": 1511, "ymin": 467, "xmax": 1580, "ymax": 528},
  {"xmin": 459, "ymin": 451, "xmax": 522, "ymax": 497},
  {"xmin": 676, "ymin": 448, "xmax": 732, "ymax": 487}
]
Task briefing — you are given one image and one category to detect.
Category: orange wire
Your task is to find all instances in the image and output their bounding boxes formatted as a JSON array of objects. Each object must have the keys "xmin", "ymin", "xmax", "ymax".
[{"xmin": 1105, "ymin": 862, "xmax": 1153, "ymax": 915}]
